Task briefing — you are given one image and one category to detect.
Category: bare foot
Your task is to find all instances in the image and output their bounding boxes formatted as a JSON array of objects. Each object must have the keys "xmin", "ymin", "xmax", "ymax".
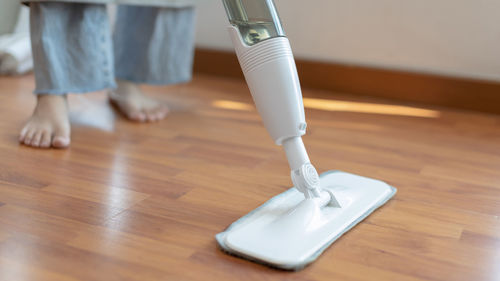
[
  {"xmin": 19, "ymin": 94, "xmax": 71, "ymax": 148},
  {"xmin": 109, "ymin": 80, "xmax": 168, "ymax": 122}
]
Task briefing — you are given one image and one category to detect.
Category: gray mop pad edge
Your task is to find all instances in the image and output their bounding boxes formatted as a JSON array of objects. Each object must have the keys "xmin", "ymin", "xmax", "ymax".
[{"xmin": 215, "ymin": 170, "xmax": 397, "ymax": 271}]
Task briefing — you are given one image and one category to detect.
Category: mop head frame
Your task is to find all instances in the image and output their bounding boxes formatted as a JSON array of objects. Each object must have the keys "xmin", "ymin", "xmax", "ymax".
[{"xmin": 216, "ymin": 170, "xmax": 397, "ymax": 271}]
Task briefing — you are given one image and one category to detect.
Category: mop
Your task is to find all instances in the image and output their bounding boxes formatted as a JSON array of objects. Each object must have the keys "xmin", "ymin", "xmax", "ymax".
[{"xmin": 216, "ymin": 0, "xmax": 396, "ymax": 270}]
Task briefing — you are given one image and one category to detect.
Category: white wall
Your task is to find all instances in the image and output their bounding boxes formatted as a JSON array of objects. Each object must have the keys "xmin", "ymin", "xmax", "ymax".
[{"xmin": 195, "ymin": 0, "xmax": 500, "ymax": 82}]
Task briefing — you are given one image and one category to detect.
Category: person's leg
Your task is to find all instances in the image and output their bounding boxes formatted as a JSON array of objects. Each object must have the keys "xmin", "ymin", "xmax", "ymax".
[
  {"xmin": 110, "ymin": 5, "xmax": 196, "ymax": 122},
  {"xmin": 20, "ymin": 2, "xmax": 114, "ymax": 148}
]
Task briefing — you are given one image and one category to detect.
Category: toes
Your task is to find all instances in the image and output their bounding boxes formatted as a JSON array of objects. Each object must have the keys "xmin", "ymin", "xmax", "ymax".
[
  {"xmin": 40, "ymin": 131, "xmax": 51, "ymax": 148},
  {"xmin": 19, "ymin": 126, "xmax": 29, "ymax": 142},
  {"xmin": 52, "ymin": 127, "xmax": 70, "ymax": 148},
  {"xmin": 110, "ymin": 91, "xmax": 169, "ymax": 123},
  {"xmin": 52, "ymin": 136, "xmax": 70, "ymax": 148},
  {"xmin": 110, "ymin": 97, "xmax": 145, "ymax": 122},
  {"xmin": 23, "ymin": 129, "xmax": 36, "ymax": 146},
  {"xmin": 128, "ymin": 111, "xmax": 146, "ymax": 122},
  {"xmin": 145, "ymin": 106, "xmax": 168, "ymax": 122},
  {"xmin": 145, "ymin": 110, "xmax": 157, "ymax": 122},
  {"xmin": 118, "ymin": 102, "xmax": 147, "ymax": 122},
  {"xmin": 30, "ymin": 131, "xmax": 43, "ymax": 147}
]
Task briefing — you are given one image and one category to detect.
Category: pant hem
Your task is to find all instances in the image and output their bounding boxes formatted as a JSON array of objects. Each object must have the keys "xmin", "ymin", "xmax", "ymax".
[
  {"xmin": 33, "ymin": 82, "xmax": 118, "ymax": 95},
  {"xmin": 115, "ymin": 75, "xmax": 192, "ymax": 86}
]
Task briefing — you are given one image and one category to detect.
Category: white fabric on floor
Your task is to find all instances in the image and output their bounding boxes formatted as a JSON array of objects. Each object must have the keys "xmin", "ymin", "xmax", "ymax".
[{"xmin": 0, "ymin": 6, "xmax": 33, "ymax": 75}]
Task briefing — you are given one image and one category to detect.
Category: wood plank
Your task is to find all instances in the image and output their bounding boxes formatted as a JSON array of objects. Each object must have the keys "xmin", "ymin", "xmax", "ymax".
[
  {"xmin": 0, "ymin": 235, "xmax": 177, "ymax": 281},
  {"xmin": 42, "ymin": 180, "xmax": 150, "ymax": 209},
  {"xmin": 0, "ymin": 257, "xmax": 78, "ymax": 281},
  {"xmin": 0, "ymin": 181, "xmax": 125, "ymax": 225}
]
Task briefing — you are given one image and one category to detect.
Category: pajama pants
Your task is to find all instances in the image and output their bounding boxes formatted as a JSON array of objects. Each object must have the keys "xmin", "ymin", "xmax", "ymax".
[{"xmin": 30, "ymin": 2, "xmax": 196, "ymax": 94}]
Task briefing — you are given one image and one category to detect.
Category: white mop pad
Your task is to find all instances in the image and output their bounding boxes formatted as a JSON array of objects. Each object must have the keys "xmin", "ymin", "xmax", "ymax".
[{"xmin": 216, "ymin": 170, "xmax": 396, "ymax": 270}]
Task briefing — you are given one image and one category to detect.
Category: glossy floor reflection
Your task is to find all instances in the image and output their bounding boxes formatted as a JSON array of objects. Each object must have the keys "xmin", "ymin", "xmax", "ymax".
[{"xmin": 212, "ymin": 98, "xmax": 440, "ymax": 118}]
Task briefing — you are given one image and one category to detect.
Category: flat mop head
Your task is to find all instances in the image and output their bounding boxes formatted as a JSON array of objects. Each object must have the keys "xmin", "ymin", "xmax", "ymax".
[{"xmin": 216, "ymin": 170, "xmax": 396, "ymax": 270}]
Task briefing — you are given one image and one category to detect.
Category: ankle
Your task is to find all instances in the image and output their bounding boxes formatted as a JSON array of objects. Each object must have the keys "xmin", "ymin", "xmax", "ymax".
[
  {"xmin": 37, "ymin": 94, "xmax": 67, "ymax": 105},
  {"xmin": 115, "ymin": 80, "xmax": 141, "ymax": 95},
  {"xmin": 34, "ymin": 94, "xmax": 68, "ymax": 116}
]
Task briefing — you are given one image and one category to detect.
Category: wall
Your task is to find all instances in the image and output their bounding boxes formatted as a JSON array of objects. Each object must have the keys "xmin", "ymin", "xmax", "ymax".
[{"xmin": 195, "ymin": 0, "xmax": 500, "ymax": 82}]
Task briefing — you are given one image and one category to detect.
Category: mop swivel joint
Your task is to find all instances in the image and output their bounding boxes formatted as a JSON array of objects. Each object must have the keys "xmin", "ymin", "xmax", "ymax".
[
  {"xmin": 290, "ymin": 164, "xmax": 341, "ymax": 207},
  {"xmin": 281, "ymin": 137, "xmax": 335, "ymax": 202},
  {"xmin": 291, "ymin": 163, "xmax": 322, "ymax": 198}
]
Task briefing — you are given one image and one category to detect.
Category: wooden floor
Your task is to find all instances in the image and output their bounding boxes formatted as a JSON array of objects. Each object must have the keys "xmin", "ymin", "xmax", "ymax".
[{"xmin": 0, "ymin": 74, "xmax": 499, "ymax": 281}]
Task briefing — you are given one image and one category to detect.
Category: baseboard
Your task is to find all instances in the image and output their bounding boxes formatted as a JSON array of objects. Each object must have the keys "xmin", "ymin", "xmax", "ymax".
[{"xmin": 193, "ymin": 48, "xmax": 500, "ymax": 115}]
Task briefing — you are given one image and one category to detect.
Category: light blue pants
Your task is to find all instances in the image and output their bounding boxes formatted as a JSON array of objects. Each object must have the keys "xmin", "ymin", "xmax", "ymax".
[{"xmin": 30, "ymin": 3, "xmax": 196, "ymax": 94}]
